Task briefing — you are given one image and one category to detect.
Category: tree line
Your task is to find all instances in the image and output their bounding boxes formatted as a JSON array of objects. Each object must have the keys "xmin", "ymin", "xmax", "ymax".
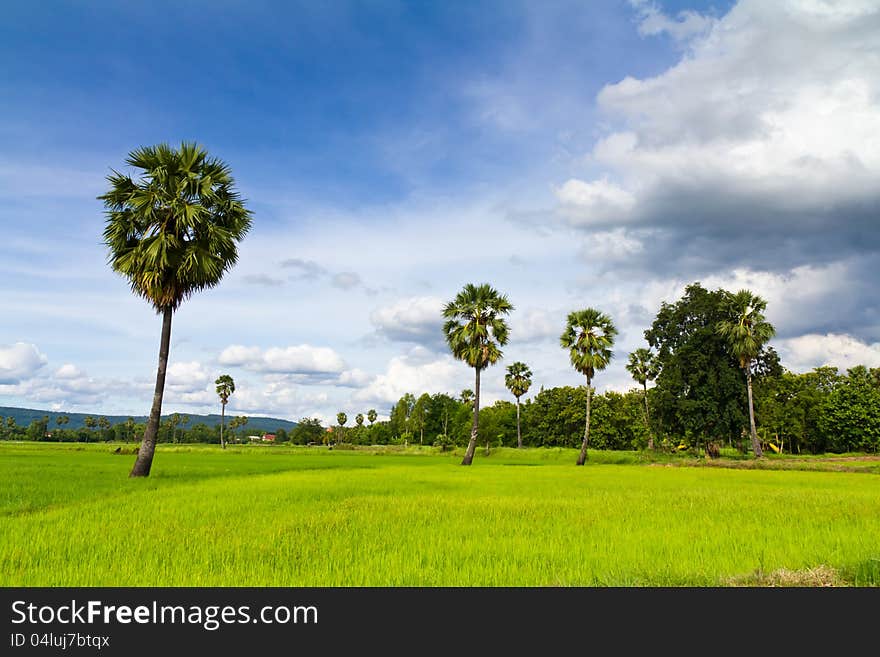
[{"xmin": 90, "ymin": 142, "xmax": 879, "ymax": 476}]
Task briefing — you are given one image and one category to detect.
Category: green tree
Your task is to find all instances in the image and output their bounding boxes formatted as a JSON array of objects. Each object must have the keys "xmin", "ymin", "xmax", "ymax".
[
  {"xmin": 55, "ymin": 415, "xmax": 69, "ymax": 440},
  {"xmin": 817, "ymin": 366, "xmax": 880, "ymax": 453},
  {"xmin": 412, "ymin": 393, "xmax": 430, "ymax": 445},
  {"xmin": 215, "ymin": 374, "xmax": 236, "ymax": 450},
  {"xmin": 336, "ymin": 412, "xmax": 347, "ymax": 443},
  {"xmin": 443, "ymin": 283, "xmax": 513, "ymax": 466},
  {"xmin": 504, "ymin": 361, "xmax": 532, "ymax": 448},
  {"xmin": 100, "ymin": 142, "xmax": 251, "ymax": 476},
  {"xmin": 625, "ymin": 348, "xmax": 659, "ymax": 449},
  {"xmin": 170, "ymin": 413, "xmax": 182, "ymax": 443},
  {"xmin": 560, "ymin": 308, "xmax": 617, "ymax": 465},
  {"xmin": 98, "ymin": 416, "xmax": 111, "ymax": 441},
  {"xmin": 645, "ymin": 283, "xmax": 780, "ymax": 452},
  {"xmin": 290, "ymin": 418, "xmax": 325, "ymax": 445},
  {"xmin": 367, "ymin": 409, "xmax": 377, "ymax": 427},
  {"xmin": 717, "ymin": 290, "xmax": 776, "ymax": 458},
  {"xmin": 124, "ymin": 416, "xmax": 136, "ymax": 443},
  {"xmin": 84, "ymin": 416, "xmax": 97, "ymax": 438}
]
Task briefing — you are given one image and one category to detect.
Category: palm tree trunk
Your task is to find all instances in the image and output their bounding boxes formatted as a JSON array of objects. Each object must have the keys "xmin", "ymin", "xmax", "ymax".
[
  {"xmin": 220, "ymin": 401, "xmax": 226, "ymax": 449},
  {"xmin": 516, "ymin": 396, "xmax": 522, "ymax": 449},
  {"xmin": 130, "ymin": 307, "xmax": 173, "ymax": 477},
  {"xmin": 643, "ymin": 382, "xmax": 653, "ymax": 450},
  {"xmin": 746, "ymin": 369, "xmax": 762, "ymax": 458},
  {"xmin": 577, "ymin": 377, "xmax": 592, "ymax": 466},
  {"xmin": 461, "ymin": 367, "xmax": 480, "ymax": 465}
]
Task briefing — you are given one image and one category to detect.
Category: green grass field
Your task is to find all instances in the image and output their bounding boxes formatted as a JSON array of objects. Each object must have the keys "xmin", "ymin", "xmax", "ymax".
[{"xmin": 1, "ymin": 442, "xmax": 878, "ymax": 586}]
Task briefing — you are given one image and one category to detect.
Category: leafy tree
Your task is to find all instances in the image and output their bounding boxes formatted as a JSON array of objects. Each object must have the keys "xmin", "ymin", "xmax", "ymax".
[
  {"xmin": 215, "ymin": 374, "xmax": 236, "ymax": 450},
  {"xmin": 561, "ymin": 308, "xmax": 617, "ymax": 465},
  {"xmin": 170, "ymin": 413, "xmax": 182, "ymax": 443},
  {"xmin": 717, "ymin": 290, "xmax": 776, "ymax": 458},
  {"xmin": 101, "ymin": 142, "xmax": 251, "ymax": 476},
  {"xmin": 460, "ymin": 389, "xmax": 474, "ymax": 407},
  {"xmin": 625, "ymin": 348, "xmax": 659, "ymax": 449},
  {"xmin": 412, "ymin": 393, "xmax": 430, "ymax": 445},
  {"xmin": 817, "ymin": 366, "xmax": 880, "ymax": 453},
  {"xmin": 124, "ymin": 417, "xmax": 136, "ymax": 443},
  {"xmin": 290, "ymin": 418, "xmax": 325, "ymax": 445},
  {"xmin": 504, "ymin": 361, "xmax": 533, "ymax": 448},
  {"xmin": 645, "ymin": 283, "xmax": 780, "ymax": 452},
  {"xmin": 367, "ymin": 409, "xmax": 377, "ymax": 427},
  {"xmin": 84, "ymin": 416, "xmax": 97, "ymax": 437},
  {"xmin": 443, "ymin": 283, "xmax": 513, "ymax": 465}
]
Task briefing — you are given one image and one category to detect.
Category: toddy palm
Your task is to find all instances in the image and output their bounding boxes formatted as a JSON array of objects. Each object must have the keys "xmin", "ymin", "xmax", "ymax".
[
  {"xmin": 560, "ymin": 308, "xmax": 617, "ymax": 465},
  {"xmin": 443, "ymin": 283, "xmax": 513, "ymax": 465},
  {"xmin": 101, "ymin": 142, "xmax": 252, "ymax": 476}
]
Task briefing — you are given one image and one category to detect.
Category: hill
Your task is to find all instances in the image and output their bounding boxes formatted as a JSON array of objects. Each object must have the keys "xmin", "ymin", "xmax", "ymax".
[{"xmin": 0, "ymin": 406, "xmax": 298, "ymax": 433}]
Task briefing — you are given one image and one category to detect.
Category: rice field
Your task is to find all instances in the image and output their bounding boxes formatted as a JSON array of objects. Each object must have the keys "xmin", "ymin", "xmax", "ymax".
[{"xmin": 1, "ymin": 442, "xmax": 878, "ymax": 586}]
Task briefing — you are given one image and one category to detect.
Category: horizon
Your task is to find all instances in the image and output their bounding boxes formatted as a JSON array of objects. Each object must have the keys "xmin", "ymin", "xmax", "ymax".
[{"xmin": 1, "ymin": 0, "xmax": 878, "ymax": 426}]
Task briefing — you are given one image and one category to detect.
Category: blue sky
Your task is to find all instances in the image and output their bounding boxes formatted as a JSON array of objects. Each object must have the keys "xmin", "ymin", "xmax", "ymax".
[{"xmin": 1, "ymin": 0, "xmax": 878, "ymax": 424}]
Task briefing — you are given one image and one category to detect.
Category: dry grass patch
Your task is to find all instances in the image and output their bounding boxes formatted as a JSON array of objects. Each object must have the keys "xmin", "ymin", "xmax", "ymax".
[{"xmin": 725, "ymin": 565, "xmax": 846, "ymax": 587}]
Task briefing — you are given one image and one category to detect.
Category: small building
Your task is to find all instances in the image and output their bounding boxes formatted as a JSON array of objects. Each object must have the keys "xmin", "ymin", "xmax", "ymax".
[{"xmin": 262, "ymin": 433, "xmax": 276, "ymax": 442}]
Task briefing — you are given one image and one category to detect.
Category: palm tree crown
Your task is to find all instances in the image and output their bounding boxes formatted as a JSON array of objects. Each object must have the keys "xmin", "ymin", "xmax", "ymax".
[
  {"xmin": 215, "ymin": 374, "xmax": 235, "ymax": 403},
  {"xmin": 505, "ymin": 362, "xmax": 533, "ymax": 399},
  {"xmin": 442, "ymin": 283, "xmax": 513, "ymax": 370},
  {"xmin": 716, "ymin": 290, "xmax": 776, "ymax": 370},
  {"xmin": 626, "ymin": 348, "xmax": 659, "ymax": 386},
  {"xmin": 560, "ymin": 308, "xmax": 617, "ymax": 380},
  {"xmin": 100, "ymin": 142, "xmax": 252, "ymax": 312}
]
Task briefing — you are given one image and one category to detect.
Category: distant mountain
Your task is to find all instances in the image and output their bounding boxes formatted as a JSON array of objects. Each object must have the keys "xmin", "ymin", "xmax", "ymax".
[{"xmin": 0, "ymin": 406, "xmax": 298, "ymax": 433}]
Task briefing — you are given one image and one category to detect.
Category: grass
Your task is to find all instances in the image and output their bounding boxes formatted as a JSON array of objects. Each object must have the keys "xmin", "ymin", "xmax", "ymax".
[{"xmin": 1, "ymin": 441, "xmax": 878, "ymax": 586}]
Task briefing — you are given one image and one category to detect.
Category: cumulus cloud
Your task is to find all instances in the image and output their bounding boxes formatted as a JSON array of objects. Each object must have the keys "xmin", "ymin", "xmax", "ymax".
[
  {"xmin": 777, "ymin": 333, "xmax": 880, "ymax": 372},
  {"xmin": 509, "ymin": 308, "xmax": 561, "ymax": 344},
  {"xmin": 54, "ymin": 363, "xmax": 83, "ymax": 380},
  {"xmin": 352, "ymin": 351, "xmax": 464, "ymax": 405},
  {"xmin": 369, "ymin": 296, "xmax": 446, "ymax": 349},
  {"xmin": 0, "ymin": 343, "xmax": 48, "ymax": 384},
  {"xmin": 219, "ymin": 344, "xmax": 346, "ymax": 375},
  {"xmin": 562, "ymin": 0, "xmax": 880, "ymax": 274}
]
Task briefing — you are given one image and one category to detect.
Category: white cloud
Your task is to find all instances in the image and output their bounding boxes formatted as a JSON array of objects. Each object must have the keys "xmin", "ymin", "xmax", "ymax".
[
  {"xmin": 509, "ymin": 308, "xmax": 561, "ymax": 344},
  {"xmin": 369, "ymin": 296, "xmax": 445, "ymax": 346},
  {"xmin": 353, "ymin": 352, "xmax": 464, "ymax": 405},
  {"xmin": 54, "ymin": 363, "xmax": 83, "ymax": 379},
  {"xmin": 561, "ymin": 0, "xmax": 880, "ymax": 270},
  {"xmin": 218, "ymin": 344, "xmax": 346, "ymax": 375},
  {"xmin": 0, "ymin": 343, "xmax": 48, "ymax": 384},
  {"xmin": 556, "ymin": 178, "xmax": 636, "ymax": 226},
  {"xmin": 166, "ymin": 361, "xmax": 213, "ymax": 395},
  {"xmin": 777, "ymin": 333, "xmax": 880, "ymax": 372}
]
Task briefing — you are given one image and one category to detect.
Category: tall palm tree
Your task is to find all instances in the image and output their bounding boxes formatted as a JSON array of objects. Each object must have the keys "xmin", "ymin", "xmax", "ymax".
[
  {"xmin": 101, "ymin": 142, "xmax": 251, "ymax": 477},
  {"xmin": 215, "ymin": 374, "xmax": 235, "ymax": 450},
  {"xmin": 717, "ymin": 289, "xmax": 776, "ymax": 458},
  {"xmin": 443, "ymin": 283, "xmax": 513, "ymax": 466},
  {"xmin": 355, "ymin": 413, "xmax": 364, "ymax": 428},
  {"xmin": 560, "ymin": 308, "xmax": 617, "ymax": 465},
  {"xmin": 626, "ymin": 348, "xmax": 659, "ymax": 450},
  {"xmin": 367, "ymin": 409, "xmax": 377, "ymax": 427},
  {"xmin": 504, "ymin": 361, "xmax": 532, "ymax": 449},
  {"xmin": 336, "ymin": 412, "xmax": 347, "ymax": 444}
]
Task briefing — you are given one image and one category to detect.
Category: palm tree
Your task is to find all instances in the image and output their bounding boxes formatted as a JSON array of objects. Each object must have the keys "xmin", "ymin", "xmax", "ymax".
[
  {"xmin": 460, "ymin": 389, "xmax": 474, "ymax": 407},
  {"xmin": 100, "ymin": 142, "xmax": 251, "ymax": 477},
  {"xmin": 355, "ymin": 413, "xmax": 364, "ymax": 428},
  {"xmin": 443, "ymin": 283, "xmax": 513, "ymax": 466},
  {"xmin": 367, "ymin": 409, "xmax": 377, "ymax": 427},
  {"xmin": 717, "ymin": 290, "xmax": 776, "ymax": 458},
  {"xmin": 505, "ymin": 362, "xmax": 533, "ymax": 449},
  {"xmin": 124, "ymin": 417, "xmax": 136, "ymax": 442},
  {"xmin": 215, "ymin": 374, "xmax": 235, "ymax": 450},
  {"xmin": 626, "ymin": 348, "xmax": 659, "ymax": 450},
  {"xmin": 336, "ymin": 412, "xmax": 347, "ymax": 444},
  {"xmin": 560, "ymin": 308, "xmax": 617, "ymax": 465}
]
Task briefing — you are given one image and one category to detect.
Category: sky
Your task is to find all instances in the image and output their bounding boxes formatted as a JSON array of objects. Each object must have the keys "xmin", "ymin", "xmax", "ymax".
[{"xmin": 1, "ymin": 0, "xmax": 878, "ymax": 425}]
